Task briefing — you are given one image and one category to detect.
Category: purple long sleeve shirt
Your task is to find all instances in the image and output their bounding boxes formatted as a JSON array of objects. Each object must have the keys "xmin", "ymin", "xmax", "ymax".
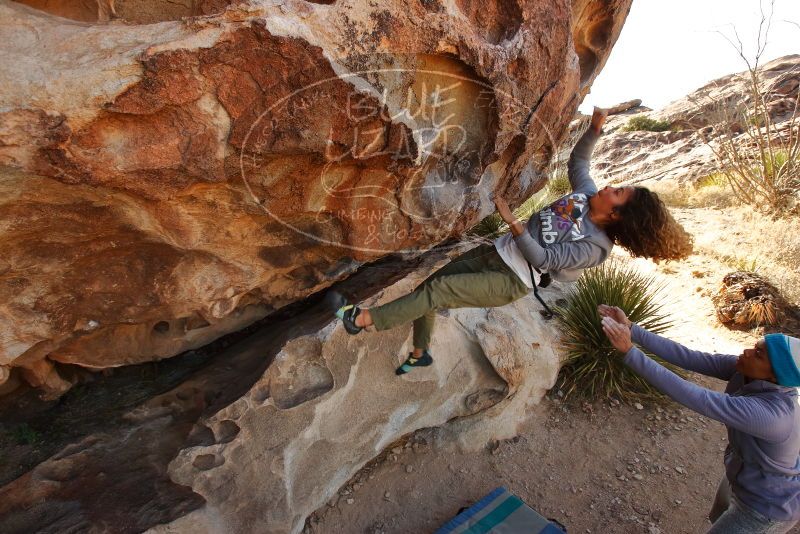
[{"xmin": 624, "ymin": 325, "xmax": 800, "ymax": 521}]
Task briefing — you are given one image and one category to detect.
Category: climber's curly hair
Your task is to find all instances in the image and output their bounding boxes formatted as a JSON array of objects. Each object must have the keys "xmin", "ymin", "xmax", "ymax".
[{"xmin": 605, "ymin": 187, "xmax": 693, "ymax": 261}]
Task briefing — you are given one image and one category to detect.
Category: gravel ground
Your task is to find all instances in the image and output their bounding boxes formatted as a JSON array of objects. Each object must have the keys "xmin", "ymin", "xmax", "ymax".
[{"xmin": 304, "ymin": 383, "xmax": 748, "ymax": 534}]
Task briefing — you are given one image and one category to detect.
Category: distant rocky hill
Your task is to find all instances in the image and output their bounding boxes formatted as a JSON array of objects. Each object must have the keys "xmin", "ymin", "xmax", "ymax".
[{"xmin": 591, "ymin": 54, "xmax": 799, "ymax": 186}]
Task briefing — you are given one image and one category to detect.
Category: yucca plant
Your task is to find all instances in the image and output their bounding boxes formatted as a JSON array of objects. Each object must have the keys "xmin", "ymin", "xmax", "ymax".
[
  {"xmin": 467, "ymin": 212, "xmax": 507, "ymax": 238},
  {"xmin": 555, "ymin": 261, "xmax": 679, "ymax": 401}
]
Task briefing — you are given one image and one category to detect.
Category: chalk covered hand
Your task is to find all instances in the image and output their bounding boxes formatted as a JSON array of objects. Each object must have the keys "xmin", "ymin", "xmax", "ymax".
[
  {"xmin": 493, "ymin": 196, "xmax": 516, "ymax": 225},
  {"xmin": 597, "ymin": 304, "xmax": 632, "ymax": 328},
  {"xmin": 602, "ymin": 316, "xmax": 634, "ymax": 354},
  {"xmin": 591, "ymin": 106, "xmax": 609, "ymax": 133}
]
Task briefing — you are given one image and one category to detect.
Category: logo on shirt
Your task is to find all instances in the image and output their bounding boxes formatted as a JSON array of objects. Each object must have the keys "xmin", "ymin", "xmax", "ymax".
[{"xmin": 539, "ymin": 193, "xmax": 588, "ymax": 244}]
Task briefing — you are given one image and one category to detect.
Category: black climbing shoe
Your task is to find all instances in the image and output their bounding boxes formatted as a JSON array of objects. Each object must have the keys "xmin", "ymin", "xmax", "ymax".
[
  {"xmin": 395, "ymin": 350, "xmax": 433, "ymax": 375},
  {"xmin": 338, "ymin": 304, "xmax": 363, "ymax": 335},
  {"xmin": 328, "ymin": 291, "xmax": 363, "ymax": 335}
]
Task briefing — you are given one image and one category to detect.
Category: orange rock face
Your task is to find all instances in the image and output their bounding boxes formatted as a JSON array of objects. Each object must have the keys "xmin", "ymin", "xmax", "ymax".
[{"xmin": 0, "ymin": 0, "xmax": 631, "ymax": 395}]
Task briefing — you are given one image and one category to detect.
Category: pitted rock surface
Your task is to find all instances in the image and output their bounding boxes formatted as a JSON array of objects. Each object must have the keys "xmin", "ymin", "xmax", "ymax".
[
  {"xmin": 154, "ymin": 255, "xmax": 564, "ymax": 534},
  {"xmin": 0, "ymin": 246, "xmax": 564, "ymax": 534},
  {"xmin": 0, "ymin": 0, "xmax": 631, "ymax": 394}
]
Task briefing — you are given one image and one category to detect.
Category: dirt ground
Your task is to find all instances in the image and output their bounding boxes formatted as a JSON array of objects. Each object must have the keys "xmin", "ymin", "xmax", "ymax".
[
  {"xmin": 306, "ymin": 392, "xmax": 728, "ymax": 534},
  {"xmin": 306, "ymin": 204, "xmax": 800, "ymax": 534}
]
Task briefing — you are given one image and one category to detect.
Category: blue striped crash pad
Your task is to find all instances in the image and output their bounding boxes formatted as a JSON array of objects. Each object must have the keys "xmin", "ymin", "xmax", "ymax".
[{"xmin": 435, "ymin": 487, "xmax": 566, "ymax": 534}]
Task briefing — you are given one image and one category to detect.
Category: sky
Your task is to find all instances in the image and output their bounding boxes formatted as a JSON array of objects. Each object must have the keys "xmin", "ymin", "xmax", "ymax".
[{"xmin": 579, "ymin": 0, "xmax": 800, "ymax": 113}]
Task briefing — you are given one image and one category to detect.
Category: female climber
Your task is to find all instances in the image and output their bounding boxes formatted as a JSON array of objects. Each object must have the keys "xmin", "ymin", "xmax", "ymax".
[{"xmin": 332, "ymin": 107, "xmax": 694, "ymax": 375}]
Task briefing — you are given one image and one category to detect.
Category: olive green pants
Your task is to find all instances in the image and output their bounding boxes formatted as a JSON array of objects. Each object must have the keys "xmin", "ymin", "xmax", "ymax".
[{"xmin": 369, "ymin": 244, "xmax": 530, "ymax": 349}]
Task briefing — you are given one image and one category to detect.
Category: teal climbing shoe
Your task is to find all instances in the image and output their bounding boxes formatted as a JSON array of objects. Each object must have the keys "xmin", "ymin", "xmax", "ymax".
[{"xmin": 395, "ymin": 350, "xmax": 433, "ymax": 375}]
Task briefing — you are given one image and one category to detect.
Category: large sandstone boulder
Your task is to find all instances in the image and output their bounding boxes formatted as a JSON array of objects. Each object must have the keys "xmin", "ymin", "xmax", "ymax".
[
  {"xmin": 153, "ymin": 253, "xmax": 563, "ymax": 534},
  {"xmin": 0, "ymin": 247, "xmax": 564, "ymax": 534},
  {"xmin": 0, "ymin": 0, "xmax": 632, "ymax": 395}
]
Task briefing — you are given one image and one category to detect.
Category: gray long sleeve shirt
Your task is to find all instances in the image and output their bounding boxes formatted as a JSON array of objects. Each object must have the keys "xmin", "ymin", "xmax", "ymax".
[
  {"xmin": 624, "ymin": 325, "xmax": 800, "ymax": 521},
  {"xmin": 511, "ymin": 127, "xmax": 612, "ymax": 282}
]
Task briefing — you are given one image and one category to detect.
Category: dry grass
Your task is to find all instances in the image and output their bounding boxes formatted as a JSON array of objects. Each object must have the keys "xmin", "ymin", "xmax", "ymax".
[
  {"xmin": 680, "ymin": 205, "xmax": 800, "ymax": 305},
  {"xmin": 746, "ymin": 300, "xmax": 780, "ymax": 325},
  {"xmin": 713, "ymin": 271, "xmax": 785, "ymax": 328},
  {"xmin": 648, "ymin": 174, "xmax": 741, "ymax": 210},
  {"xmin": 717, "ymin": 254, "xmax": 760, "ymax": 273},
  {"xmin": 634, "ymin": 177, "xmax": 800, "ymax": 306},
  {"xmin": 468, "ymin": 170, "xmax": 573, "ymax": 238}
]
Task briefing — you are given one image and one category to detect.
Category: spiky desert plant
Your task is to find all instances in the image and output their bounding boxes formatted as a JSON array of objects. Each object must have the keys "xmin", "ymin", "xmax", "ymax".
[
  {"xmin": 555, "ymin": 261, "xmax": 677, "ymax": 401},
  {"xmin": 467, "ymin": 212, "xmax": 507, "ymax": 238}
]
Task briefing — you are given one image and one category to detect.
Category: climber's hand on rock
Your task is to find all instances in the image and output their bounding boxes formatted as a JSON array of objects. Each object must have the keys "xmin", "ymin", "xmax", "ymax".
[
  {"xmin": 493, "ymin": 196, "xmax": 516, "ymax": 225},
  {"xmin": 591, "ymin": 106, "xmax": 609, "ymax": 133},
  {"xmin": 597, "ymin": 304, "xmax": 631, "ymax": 328},
  {"xmin": 602, "ymin": 316, "xmax": 634, "ymax": 354}
]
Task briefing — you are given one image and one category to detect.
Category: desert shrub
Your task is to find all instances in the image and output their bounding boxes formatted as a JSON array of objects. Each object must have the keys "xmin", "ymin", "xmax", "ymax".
[
  {"xmin": 646, "ymin": 182, "xmax": 693, "ymax": 209},
  {"xmin": 513, "ymin": 175, "xmax": 568, "ymax": 222},
  {"xmin": 467, "ymin": 212, "xmax": 507, "ymax": 238},
  {"xmin": 693, "ymin": 3, "xmax": 800, "ymax": 214},
  {"xmin": 512, "ymin": 194, "xmax": 546, "ymax": 223},
  {"xmin": 544, "ymin": 169, "xmax": 571, "ymax": 198},
  {"xmin": 765, "ymin": 150, "xmax": 791, "ymax": 177},
  {"xmin": 555, "ymin": 261, "xmax": 678, "ymax": 401},
  {"xmin": 718, "ymin": 253, "xmax": 760, "ymax": 273},
  {"xmin": 695, "ymin": 172, "xmax": 728, "ymax": 189},
  {"xmin": 622, "ymin": 115, "xmax": 673, "ymax": 133},
  {"xmin": 690, "ymin": 172, "xmax": 739, "ymax": 207},
  {"xmin": 711, "ymin": 140, "xmax": 800, "ymax": 213},
  {"xmin": 649, "ymin": 175, "xmax": 739, "ymax": 209}
]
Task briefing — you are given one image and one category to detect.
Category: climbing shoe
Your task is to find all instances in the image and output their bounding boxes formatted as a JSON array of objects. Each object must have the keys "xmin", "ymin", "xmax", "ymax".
[
  {"xmin": 327, "ymin": 291, "xmax": 363, "ymax": 335},
  {"xmin": 395, "ymin": 350, "xmax": 433, "ymax": 375},
  {"xmin": 337, "ymin": 304, "xmax": 363, "ymax": 335}
]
